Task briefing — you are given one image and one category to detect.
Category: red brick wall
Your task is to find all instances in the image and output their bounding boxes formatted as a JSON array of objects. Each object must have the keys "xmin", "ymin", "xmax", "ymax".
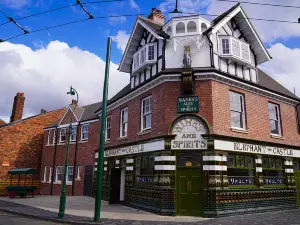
[
  {"xmin": 40, "ymin": 116, "xmax": 99, "ymax": 196},
  {"xmin": 0, "ymin": 108, "xmax": 65, "ymax": 196},
  {"xmin": 211, "ymin": 81, "xmax": 300, "ymax": 145}
]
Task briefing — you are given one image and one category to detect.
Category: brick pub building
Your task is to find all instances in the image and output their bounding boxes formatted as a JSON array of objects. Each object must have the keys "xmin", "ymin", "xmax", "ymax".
[
  {"xmin": 41, "ymin": 4, "xmax": 300, "ymax": 217},
  {"xmin": 0, "ymin": 93, "xmax": 65, "ymax": 195},
  {"xmin": 95, "ymin": 4, "xmax": 300, "ymax": 217}
]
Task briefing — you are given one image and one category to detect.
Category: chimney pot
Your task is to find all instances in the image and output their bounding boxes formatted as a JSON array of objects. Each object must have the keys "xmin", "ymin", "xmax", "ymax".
[
  {"xmin": 147, "ymin": 7, "xmax": 165, "ymax": 25},
  {"xmin": 71, "ymin": 99, "xmax": 77, "ymax": 105},
  {"xmin": 10, "ymin": 92, "xmax": 25, "ymax": 123}
]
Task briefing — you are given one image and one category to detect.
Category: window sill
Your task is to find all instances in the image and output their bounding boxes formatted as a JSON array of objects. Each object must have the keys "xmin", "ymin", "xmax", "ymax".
[
  {"xmin": 53, "ymin": 181, "xmax": 61, "ymax": 184},
  {"xmin": 105, "ymin": 140, "xmax": 111, "ymax": 144},
  {"xmin": 70, "ymin": 141, "xmax": 76, "ymax": 144},
  {"xmin": 66, "ymin": 182, "xmax": 73, "ymax": 186},
  {"xmin": 57, "ymin": 143, "xmax": 65, "ymax": 145},
  {"xmin": 231, "ymin": 127, "xmax": 248, "ymax": 134},
  {"xmin": 75, "ymin": 178, "xmax": 81, "ymax": 182},
  {"xmin": 138, "ymin": 129, "xmax": 151, "ymax": 136},
  {"xmin": 79, "ymin": 139, "xmax": 88, "ymax": 143},
  {"xmin": 270, "ymin": 135, "xmax": 284, "ymax": 140},
  {"xmin": 47, "ymin": 181, "xmax": 52, "ymax": 184},
  {"xmin": 41, "ymin": 181, "xmax": 46, "ymax": 183},
  {"xmin": 117, "ymin": 136, "xmax": 128, "ymax": 141}
]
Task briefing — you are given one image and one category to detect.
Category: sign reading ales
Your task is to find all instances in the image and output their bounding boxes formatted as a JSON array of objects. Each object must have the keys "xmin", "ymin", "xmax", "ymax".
[
  {"xmin": 171, "ymin": 116, "xmax": 207, "ymax": 149},
  {"xmin": 178, "ymin": 96, "xmax": 199, "ymax": 113}
]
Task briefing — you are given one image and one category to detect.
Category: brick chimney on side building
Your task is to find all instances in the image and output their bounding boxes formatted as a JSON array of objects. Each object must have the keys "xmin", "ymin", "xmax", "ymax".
[
  {"xmin": 147, "ymin": 8, "xmax": 165, "ymax": 25},
  {"xmin": 10, "ymin": 92, "xmax": 25, "ymax": 123}
]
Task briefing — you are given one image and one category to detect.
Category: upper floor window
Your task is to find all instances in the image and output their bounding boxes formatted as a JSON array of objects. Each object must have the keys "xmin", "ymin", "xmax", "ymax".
[
  {"xmin": 60, "ymin": 128, "xmax": 66, "ymax": 143},
  {"xmin": 53, "ymin": 129, "xmax": 56, "ymax": 144},
  {"xmin": 81, "ymin": 124, "xmax": 89, "ymax": 140},
  {"xmin": 70, "ymin": 126, "xmax": 77, "ymax": 142},
  {"xmin": 106, "ymin": 116, "xmax": 112, "ymax": 141},
  {"xmin": 220, "ymin": 36, "xmax": 251, "ymax": 65},
  {"xmin": 268, "ymin": 103, "xmax": 282, "ymax": 136},
  {"xmin": 176, "ymin": 22, "xmax": 185, "ymax": 34},
  {"xmin": 47, "ymin": 130, "xmax": 51, "ymax": 145},
  {"xmin": 120, "ymin": 108, "xmax": 128, "ymax": 137},
  {"xmin": 132, "ymin": 43, "xmax": 157, "ymax": 74},
  {"xmin": 230, "ymin": 91, "xmax": 246, "ymax": 129},
  {"xmin": 222, "ymin": 39, "xmax": 230, "ymax": 54},
  {"xmin": 141, "ymin": 96, "xmax": 152, "ymax": 131}
]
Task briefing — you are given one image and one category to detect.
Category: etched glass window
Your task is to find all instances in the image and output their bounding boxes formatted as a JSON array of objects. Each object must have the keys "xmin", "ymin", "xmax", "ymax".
[{"xmin": 177, "ymin": 153, "xmax": 202, "ymax": 167}]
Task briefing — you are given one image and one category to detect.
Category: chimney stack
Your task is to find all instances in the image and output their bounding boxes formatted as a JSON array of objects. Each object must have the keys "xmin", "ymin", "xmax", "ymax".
[
  {"xmin": 10, "ymin": 92, "xmax": 25, "ymax": 123},
  {"xmin": 71, "ymin": 99, "xmax": 77, "ymax": 105},
  {"xmin": 147, "ymin": 8, "xmax": 165, "ymax": 25}
]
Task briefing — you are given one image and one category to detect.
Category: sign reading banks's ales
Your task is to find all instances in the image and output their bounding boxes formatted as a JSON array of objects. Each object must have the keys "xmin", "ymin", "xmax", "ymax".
[
  {"xmin": 178, "ymin": 96, "xmax": 199, "ymax": 113},
  {"xmin": 171, "ymin": 116, "xmax": 208, "ymax": 150}
]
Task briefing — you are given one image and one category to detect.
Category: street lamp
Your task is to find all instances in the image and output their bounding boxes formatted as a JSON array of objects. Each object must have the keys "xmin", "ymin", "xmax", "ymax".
[{"xmin": 58, "ymin": 86, "xmax": 78, "ymax": 219}]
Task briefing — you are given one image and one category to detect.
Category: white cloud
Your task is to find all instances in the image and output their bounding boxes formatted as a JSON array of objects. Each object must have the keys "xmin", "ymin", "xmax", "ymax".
[
  {"xmin": 0, "ymin": 0, "xmax": 29, "ymax": 9},
  {"xmin": 112, "ymin": 30, "xmax": 130, "ymax": 54},
  {"xmin": 159, "ymin": 0, "xmax": 210, "ymax": 13},
  {"xmin": 129, "ymin": 0, "xmax": 140, "ymax": 11},
  {"xmin": 0, "ymin": 40, "xmax": 129, "ymax": 123},
  {"xmin": 260, "ymin": 43, "xmax": 300, "ymax": 97},
  {"xmin": 109, "ymin": 16, "xmax": 126, "ymax": 26},
  {"xmin": 207, "ymin": 0, "xmax": 300, "ymax": 42}
]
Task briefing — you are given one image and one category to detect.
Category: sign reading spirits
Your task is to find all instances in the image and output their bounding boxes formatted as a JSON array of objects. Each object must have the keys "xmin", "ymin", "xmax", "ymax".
[
  {"xmin": 178, "ymin": 96, "xmax": 199, "ymax": 113},
  {"xmin": 171, "ymin": 116, "xmax": 207, "ymax": 150}
]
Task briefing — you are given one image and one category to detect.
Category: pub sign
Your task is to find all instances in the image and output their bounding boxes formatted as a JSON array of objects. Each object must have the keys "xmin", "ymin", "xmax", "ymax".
[{"xmin": 178, "ymin": 96, "xmax": 199, "ymax": 113}]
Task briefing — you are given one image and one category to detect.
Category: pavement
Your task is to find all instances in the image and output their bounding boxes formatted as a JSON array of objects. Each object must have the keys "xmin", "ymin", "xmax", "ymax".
[{"xmin": 0, "ymin": 196, "xmax": 300, "ymax": 225}]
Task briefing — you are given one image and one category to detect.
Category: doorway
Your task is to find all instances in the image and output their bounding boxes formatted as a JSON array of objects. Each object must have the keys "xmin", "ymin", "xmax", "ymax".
[
  {"xmin": 176, "ymin": 167, "xmax": 204, "ymax": 216},
  {"xmin": 83, "ymin": 165, "xmax": 94, "ymax": 196},
  {"xmin": 109, "ymin": 168, "xmax": 121, "ymax": 204}
]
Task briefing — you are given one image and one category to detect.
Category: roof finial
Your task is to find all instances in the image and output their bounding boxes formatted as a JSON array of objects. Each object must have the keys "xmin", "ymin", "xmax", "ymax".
[{"xmin": 170, "ymin": 0, "xmax": 182, "ymax": 13}]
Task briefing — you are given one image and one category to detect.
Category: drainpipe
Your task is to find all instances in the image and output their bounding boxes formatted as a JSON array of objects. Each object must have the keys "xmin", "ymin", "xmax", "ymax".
[
  {"xmin": 72, "ymin": 122, "xmax": 80, "ymax": 196},
  {"xmin": 50, "ymin": 127, "xmax": 58, "ymax": 195},
  {"xmin": 205, "ymin": 34, "xmax": 215, "ymax": 68}
]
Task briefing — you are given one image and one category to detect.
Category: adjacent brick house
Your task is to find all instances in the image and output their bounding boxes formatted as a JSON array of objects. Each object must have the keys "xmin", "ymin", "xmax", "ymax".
[
  {"xmin": 90, "ymin": 5, "xmax": 300, "ymax": 217},
  {"xmin": 0, "ymin": 93, "xmax": 65, "ymax": 196},
  {"xmin": 40, "ymin": 101, "xmax": 101, "ymax": 196}
]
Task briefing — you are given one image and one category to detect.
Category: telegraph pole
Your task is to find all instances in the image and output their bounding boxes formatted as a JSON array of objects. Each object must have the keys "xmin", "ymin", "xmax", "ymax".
[{"xmin": 94, "ymin": 37, "xmax": 112, "ymax": 222}]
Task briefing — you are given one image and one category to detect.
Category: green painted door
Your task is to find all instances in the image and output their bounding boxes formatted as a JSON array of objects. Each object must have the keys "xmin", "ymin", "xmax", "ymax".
[
  {"xmin": 177, "ymin": 168, "xmax": 203, "ymax": 216},
  {"xmin": 295, "ymin": 170, "xmax": 300, "ymax": 207}
]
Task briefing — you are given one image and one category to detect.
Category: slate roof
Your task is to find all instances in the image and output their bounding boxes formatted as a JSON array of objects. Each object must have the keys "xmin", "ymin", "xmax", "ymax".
[
  {"xmin": 138, "ymin": 16, "xmax": 163, "ymax": 34},
  {"xmin": 257, "ymin": 69, "xmax": 299, "ymax": 100}
]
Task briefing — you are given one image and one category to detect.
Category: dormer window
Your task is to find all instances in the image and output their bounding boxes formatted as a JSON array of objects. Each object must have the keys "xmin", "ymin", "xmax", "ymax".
[
  {"xmin": 220, "ymin": 36, "xmax": 251, "ymax": 66},
  {"xmin": 132, "ymin": 43, "xmax": 157, "ymax": 74}
]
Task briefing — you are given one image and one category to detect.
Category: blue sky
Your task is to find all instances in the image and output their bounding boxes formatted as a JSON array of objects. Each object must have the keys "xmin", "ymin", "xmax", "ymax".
[{"xmin": 0, "ymin": 0, "xmax": 300, "ymax": 122}]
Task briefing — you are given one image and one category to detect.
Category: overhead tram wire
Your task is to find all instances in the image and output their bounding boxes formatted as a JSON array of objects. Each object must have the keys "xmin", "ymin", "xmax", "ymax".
[
  {"xmin": 0, "ymin": 8, "xmax": 28, "ymax": 33},
  {"xmin": 0, "ymin": 11, "xmax": 299, "ymax": 43},
  {"xmin": 216, "ymin": 0, "xmax": 300, "ymax": 9},
  {"xmin": 0, "ymin": 0, "xmax": 124, "ymax": 27}
]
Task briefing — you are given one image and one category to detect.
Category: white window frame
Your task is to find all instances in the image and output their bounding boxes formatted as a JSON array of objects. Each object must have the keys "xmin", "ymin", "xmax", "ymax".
[
  {"xmin": 43, "ymin": 166, "xmax": 47, "ymax": 182},
  {"xmin": 120, "ymin": 107, "xmax": 128, "ymax": 137},
  {"xmin": 53, "ymin": 129, "xmax": 56, "ymax": 144},
  {"xmin": 219, "ymin": 36, "xmax": 251, "ymax": 64},
  {"xmin": 47, "ymin": 130, "xmax": 51, "ymax": 145},
  {"xmin": 132, "ymin": 43, "xmax": 157, "ymax": 73},
  {"xmin": 70, "ymin": 126, "xmax": 77, "ymax": 142},
  {"xmin": 60, "ymin": 128, "xmax": 66, "ymax": 143},
  {"xmin": 48, "ymin": 167, "xmax": 53, "ymax": 182},
  {"xmin": 55, "ymin": 166, "xmax": 63, "ymax": 182},
  {"xmin": 105, "ymin": 116, "xmax": 112, "ymax": 141},
  {"xmin": 77, "ymin": 166, "xmax": 81, "ymax": 180},
  {"xmin": 268, "ymin": 103, "xmax": 282, "ymax": 136},
  {"xmin": 230, "ymin": 91, "xmax": 246, "ymax": 130},
  {"xmin": 66, "ymin": 166, "xmax": 74, "ymax": 184},
  {"xmin": 81, "ymin": 124, "xmax": 89, "ymax": 140},
  {"xmin": 141, "ymin": 96, "xmax": 152, "ymax": 131}
]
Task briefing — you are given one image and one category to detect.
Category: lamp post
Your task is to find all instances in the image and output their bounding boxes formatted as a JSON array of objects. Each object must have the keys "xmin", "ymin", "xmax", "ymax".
[
  {"xmin": 58, "ymin": 86, "xmax": 78, "ymax": 219},
  {"xmin": 94, "ymin": 37, "xmax": 112, "ymax": 222}
]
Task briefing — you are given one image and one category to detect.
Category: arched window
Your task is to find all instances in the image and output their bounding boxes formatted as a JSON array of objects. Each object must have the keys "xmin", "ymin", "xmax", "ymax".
[
  {"xmin": 201, "ymin": 23, "xmax": 208, "ymax": 33},
  {"xmin": 166, "ymin": 26, "xmax": 172, "ymax": 36},
  {"xmin": 187, "ymin": 21, "xmax": 197, "ymax": 32},
  {"xmin": 176, "ymin": 22, "xmax": 185, "ymax": 34}
]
